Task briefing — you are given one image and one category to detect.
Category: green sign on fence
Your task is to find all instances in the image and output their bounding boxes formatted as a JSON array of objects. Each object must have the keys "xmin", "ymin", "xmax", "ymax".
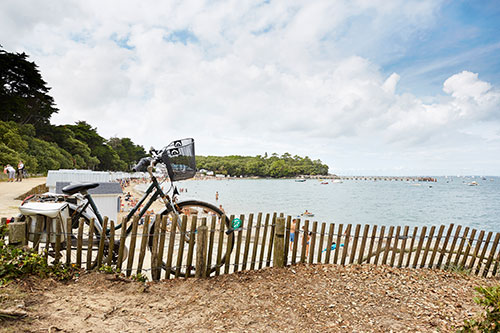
[{"xmin": 231, "ymin": 218, "xmax": 242, "ymax": 229}]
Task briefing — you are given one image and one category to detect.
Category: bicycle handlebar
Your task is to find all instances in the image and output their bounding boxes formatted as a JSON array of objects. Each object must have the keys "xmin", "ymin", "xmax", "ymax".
[{"xmin": 132, "ymin": 157, "xmax": 152, "ymax": 172}]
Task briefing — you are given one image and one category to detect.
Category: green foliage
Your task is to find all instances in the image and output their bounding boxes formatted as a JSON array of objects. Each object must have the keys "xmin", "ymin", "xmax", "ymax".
[
  {"xmin": 0, "ymin": 48, "xmax": 58, "ymax": 129},
  {"xmin": 445, "ymin": 263, "xmax": 472, "ymax": 276},
  {"xmin": 197, "ymin": 153, "xmax": 329, "ymax": 178},
  {"xmin": 131, "ymin": 272, "xmax": 148, "ymax": 283},
  {"xmin": 0, "ymin": 225, "xmax": 74, "ymax": 285},
  {"xmin": 458, "ymin": 285, "xmax": 500, "ymax": 332},
  {"xmin": 98, "ymin": 265, "xmax": 116, "ymax": 274}
]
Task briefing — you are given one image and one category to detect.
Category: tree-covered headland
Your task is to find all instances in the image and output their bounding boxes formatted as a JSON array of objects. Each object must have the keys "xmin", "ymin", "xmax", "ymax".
[{"xmin": 1, "ymin": 47, "xmax": 329, "ymax": 177}]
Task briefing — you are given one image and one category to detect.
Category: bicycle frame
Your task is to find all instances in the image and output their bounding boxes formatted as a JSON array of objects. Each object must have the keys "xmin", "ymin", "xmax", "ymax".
[{"xmin": 71, "ymin": 173, "xmax": 176, "ymax": 237}]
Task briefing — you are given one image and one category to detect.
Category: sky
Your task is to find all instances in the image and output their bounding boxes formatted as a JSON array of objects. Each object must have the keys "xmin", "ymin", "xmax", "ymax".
[{"xmin": 1, "ymin": 0, "xmax": 500, "ymax": 176}]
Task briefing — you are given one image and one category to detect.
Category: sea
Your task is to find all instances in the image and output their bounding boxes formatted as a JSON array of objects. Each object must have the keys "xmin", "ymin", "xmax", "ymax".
[{"xmin": 142, "ymin": 176, "xmax": 500, "ymax": 233}]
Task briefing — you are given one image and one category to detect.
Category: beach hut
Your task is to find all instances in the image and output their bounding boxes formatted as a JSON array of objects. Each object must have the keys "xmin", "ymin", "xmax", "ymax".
[{"xmin": 46, "ymin": 170, "xmax": 123, "ymax": 222}]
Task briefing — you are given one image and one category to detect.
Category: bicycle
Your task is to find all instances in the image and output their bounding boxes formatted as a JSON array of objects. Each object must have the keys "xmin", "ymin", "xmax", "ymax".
[{"xmin": 18, "ymin": 138, "xmax": 235, "ymax": 277}]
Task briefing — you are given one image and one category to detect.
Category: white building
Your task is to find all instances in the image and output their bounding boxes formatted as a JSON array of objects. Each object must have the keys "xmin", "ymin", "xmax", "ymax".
[{"xmin": 47, "ymin": 170, "xmax": 123, "ymax": 222}]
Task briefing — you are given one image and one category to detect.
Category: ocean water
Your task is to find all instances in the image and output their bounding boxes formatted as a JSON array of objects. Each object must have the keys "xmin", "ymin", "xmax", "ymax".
[{"xmin": 151, "ymin": 176, "xmax": 500, "ymax": 233}]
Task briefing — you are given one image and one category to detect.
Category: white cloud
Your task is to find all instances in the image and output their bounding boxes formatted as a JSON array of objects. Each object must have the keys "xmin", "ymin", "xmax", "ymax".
[{"xmin": 1, "ymin": 0, "xmax": 499, "ymax": 175}]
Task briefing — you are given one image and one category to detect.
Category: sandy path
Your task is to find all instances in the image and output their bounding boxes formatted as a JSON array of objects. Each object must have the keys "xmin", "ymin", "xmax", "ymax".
[{"xmin": 0, "ymin": 177, "xmax": 46, "ymax": 218}]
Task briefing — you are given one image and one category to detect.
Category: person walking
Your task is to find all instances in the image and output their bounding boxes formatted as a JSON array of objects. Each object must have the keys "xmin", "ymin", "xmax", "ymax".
[
  {"xmin": 16, "ymin": 160, "xmax": 24, "ymax": 182},
  {"xmin": 215, "ymin": 191, "xmax": 219, "ymax": 201},
  {"xmin": 5, "ymin": 164, "xmax": 16, "ymax": 182}
]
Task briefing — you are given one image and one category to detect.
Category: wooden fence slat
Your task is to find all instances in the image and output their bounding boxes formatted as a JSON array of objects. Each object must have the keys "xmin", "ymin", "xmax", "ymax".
[
  {"xmin": 250, "ymin": 213, "xmax": 262, "ymax": 270},
  {"xmin": 76, "ymin": 218, "xmax": 84, "ymax": 268},
  {"xmin": 206, "ymin": 216, "xmax": 217, "ymax": 276},
  {"xmin": 126, "ymin": 216, "xmax": 140, "ymax": 277},
  {"xmin": 357, "ymin": 225, "xmax": 369, "ymax": 265},
  {"xmin": 381, "ymin": 226, "xmax": 394, "ymax": 266},
  {"xmin": 258, "ymin": 214, "xmax": 270, "ymax": 269},
  {"xmin": 308, "ymin": 221, "xmax": 318, "ymax": 264},
  {"xmin": 412, "ymin": 226, "xmax": 427, "ymax": 268},
  {"xmin": 324, "ymin": 223, "xmax": 334, "ymax": 264},
  {"xmin": 492, "ymin": 246, "xmax": 500, "ymax": 277},
  {"xmin": 164, "ymin": 215, "xmax": 179, "ymax": 279},
  {"xmin": 195, "ymin": 225, "xmax": 208, "ymax": 278},
  {"xmin": 284, "ymin": 215, "xmax": 291, "ymax": 264},
  {"xmin": 460, "ymin": 229, "xmax": 477, "ymax": 268},
  {"xmin": 334, "ymin": 224, "xmax": 343, "ymax": 264},
  {"xmin": 96, "ymin": 217, "xmax": 108, "ymax": 269},
  {"xmin": 397, "ymin": 226, "xmax": 409, "ymax": 268},
  {"xmin": 340, "ymin": 224, "xmax": 352, "ymax": 266},
  {"xmin": 185, "ymin": 216, "xmax": 198, "ymax": 277},
  {"xmin": 66, "ymin": 217, "xmax": 72, "ymax": 265},
  {"xmin": 453, "ymin": 227, "xmax": 470, "ymax": 267},
  {"xmin": 45, "ymin": 216, "xmax": 51, "ymax": 264},
  {"xmin": 367, "ymin": 225, "xmax": 377, "ymax": 264},
  {"xmin": 107, "ymin": 220, "xmax": 115, "ymax": 267},
  {"xmin": 483, "ymin": 233, "xmax": 500, "ymax": 277},
  {"xmin": 468, "ymin": 230, "xmax": 485, "ymax": 271},
  {"xmin": 445, "ymin": 225, "xmax": 462, "ymax": 268},
  {"xmin": 317, "ymin": 222, "xmax": 326, "ymax": 263},
  {"xmin": 155, "ymin": 216, "xmax": 167, "ymax": 279},
  {"xmin": 390, "ymin": 226, "xmax": 400, "ymax": 267},
  {"xmin": 374, "ymin": 226, "xmax": 385, "ymax": 265},
  {"xmin": 436, "ymin": 224, "xmax": 454, "ymax": 269},
  {"xmin": 224, "ymin": 214, "xmax": 235, "ymax": 274},
  {"xmin": 54, "ymin": 217, "xmax": 62, "ymax": 263},
  {"xmin": 475, "ymin": 231, "xmax": 492, "ymax": 275},
  {"xmin": 86, "ymin": 219, "xmax": 95, "ymax": 271},
  {"xmin": 33, "ymin": 216, "xmax": 43, "ymax": 252},
  {"xmin": 136, "ymin": 215, "xmax": 150, "ymax": 274},
  {"xmin": 242, "ymin": 214, "xmax": 254, "ymax": 270},
  {"xmin": 300, "ymin": 220, "xmax": 309, "ymax": 264},
  {"xmin": 116, "ymin": 217, "xmax": 128, "ymax": 273},
  {"xmin": 175, "ymin": 216, "xmax": 188, "ymax": 278},
  {"xmin": 349, "ymin": 224, "xmax": 361, "ymax": 265},
  {"xmin": 291, "ymin": 219, "xmax": 300, "ymax": 265},
  {"xmin": 234, "ymin": 215, "xmax": 245, "ymax": 272},
  {"xmin": 266, "ymin": 213, "xmax": 277, "ymax": 267},
  {"xmin": 405, "ymin": 227, "xmax": 418, "ymax": 268},
  {"xmin": 215, "ymin": 216, "xmax": 226, "ymax": 276},
  {"xmin": 420, "ymin": 226, "xmax": 435, "ymax": 268},
  {"xmin": 429, "ymin": 225, "xmax": 445, "ymax": 268},
  {"xmin": 150, "ymin": 215, "xmax": 162, "ymax": 281}
]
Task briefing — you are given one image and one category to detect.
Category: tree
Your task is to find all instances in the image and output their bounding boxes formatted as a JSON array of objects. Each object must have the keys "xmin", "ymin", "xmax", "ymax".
[{"xmin": 0, "ymin": 48, "xmax": 58, "ymax": 129}]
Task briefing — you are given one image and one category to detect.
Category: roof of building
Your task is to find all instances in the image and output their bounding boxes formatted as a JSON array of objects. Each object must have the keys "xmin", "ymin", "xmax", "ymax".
[{"xmin": 55, "ymin": 182, "xmax": 123, "ymax": 195}]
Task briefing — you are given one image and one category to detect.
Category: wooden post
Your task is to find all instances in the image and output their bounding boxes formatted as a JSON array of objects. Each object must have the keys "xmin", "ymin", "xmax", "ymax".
[
  {"xmin": 358, "ymin": 225, "xmax": 369, "ymax": 265},
  {"xmin": 468, "ymin": 230, "xmax": 485, "ymax": 271},
  {"xmin": 390, "ymin": 226, "xmax": 401, "ymax": 267},
  {"xmin": 116, "ymin": 217, "xmax": 128, "ymax": 272},
  {"xmin": 300, "ymin": 220, "xmax": 309, "ymax": 264},
  {"xmin": 242, "ymin": 213, "xmax": 253, "ymax": 270},
  {"xmin": 175, "ymin": 216, "xmax": 188, "ymax": 278},
  {"xmin": 397, "ymin": 226, "xmax": 409, "ymax": 268},
  {"xmin": 381, "ymin": 226, "xmax": 394, "ymax": 265},
  {"xmin": 266, "ymin": 213, "xmax": 276, "ymax": 267},
  {"xmin": 126, "ymin": 216, "xmax": 140, "ymax": 277},
  {"xmin": 334, "ymin": 224, "xmax": 344, "ymax": 264},
  {"xmin": 459, "ymin": 228, "xmax": 476, "ymax": 268},
  {"xmin": 107, "ymin": 220, "xmax": 116, "ymax": 267},
  {"xmin": 76, "ymin": 218, "xmax": 84, "ymax": 268},
  {"xmin": 349, "ymin": 224, "xmax": 361, "ymax": 265},
  {"xmin": 185, "ymin": 216, "xmax": 198, "ymax": 277},
  {"xmin": 273, "ymin": 217, "xmax": 285, "ymax": 268},
  {"xmin": 340, "ymin": 224, "xmax": 352, "ymax": 266},
  {"xmin": 324, "ymin": 223, "xmax": 334, "ymax": 264},
  {"xmin": 224, "ymin": 214, "xmax": 235, "ymax": 274},
  {"xmin": 429, "ymin": 225, "xmax": 445, "ymax": 268},
  {"xmin": 291, "ymin": 219, "xmax": 300, "ymax": 265},
  {"xmin": 374, "ymin": 225, "xmax": 385, "ymax": 265},
  {"xmin": 420, "ymin": 226, "xmax": 435, "ymax": 268},
  {"xmin": 445, "ymin": 225, "xmax": 462, "ymax": 268},
  {"xmin": 155, "ymin": 216, "xmax": 168, "ymax": 280},
  {"xmin": 86, "ymin": 219, "xmax": 95, "ymax": 271},
  {"xmin": 8, "ymin": 221, "xmax": 26, "ymax": 247},
  {"xmin": 483, "ymin": 233, "xmax": 500, "ymax": 277},
  {"xmin": 164, "ymin": 215, "xmax": 179, "ymax": 279},
  {"xmin": 150, "ymin": 215, "xmax": 162, "ymax": 281},
  {"xmin": 453, "ymin": 227, "xmax": 470, "ymax": 267},
  {"xmin": 66, "ymin": 218, "xmax": 72, "ymax": 266},
  {"xmin": 367, "ymin": 225, "xmax": 377, "ymax": 265},
  {"xmin": 436, "ymin": 224, "xmax": 454, "ymax": 269},
  {"xmin": 136, "ymin": 215, "xmax": 150, "ymax": 274},
  {"xmin": 54, "ymin": 217, "xmax": 62, "ymax": 263},
  {"xmin": 96, "ymin": 217, "xmax": 108, "ymax": 269},
  {"xmin": 258, "ymin": 214, "xmax": 270, "ymax": 269},
  {"xmin": 405, "ymin": 227, "xmax": 418, "ymax": 268},
  {"xmin": 234, "ymin": 215, "xmax": 245, "ymax": 272},
  {"xmin": 284, "ymin": 216, "xmax": 291, "ymax": 264},
  {"xmin": 317, "ymin": 222, "xmax": 326, "ymax": 264},
  {"xmin": 215, "ymin": 216, "xmax": 225, "ymax": 276},
  {"xmin": 412, "ymin": 226, "xmax": 427, "ymax": 268},
  {"xmin": 206, "ymin": 216, "xmax": 216, "ymax": 276},
  {"xmin": 308, "ymin": 221, "xmax": 317, "ymax": 264},
  {"xmin": 250, "ymin": 213, "xmax": 262, "ymax": 271},
  {"xmin": 195, "ymin": 225, "xmax": 208, "ymax": 278},
  {"xmin": 475, "ymin": 231, "xmax": 492, "ymax": 275}
]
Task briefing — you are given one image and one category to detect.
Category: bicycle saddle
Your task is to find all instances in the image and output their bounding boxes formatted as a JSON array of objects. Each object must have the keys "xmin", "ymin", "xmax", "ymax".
[{"xmin": 62, "ymin": 182, "xmax": 99, "ymax": 195}]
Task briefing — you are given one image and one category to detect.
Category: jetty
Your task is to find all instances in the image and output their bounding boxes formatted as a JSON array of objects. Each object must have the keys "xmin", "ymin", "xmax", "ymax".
[{"xmin": 305, "ymin": 175, "xmax": 437, "ymax": 182}]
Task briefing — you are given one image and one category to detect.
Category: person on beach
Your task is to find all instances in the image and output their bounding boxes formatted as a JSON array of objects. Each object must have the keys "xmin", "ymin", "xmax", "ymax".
[
  {"xmin": 215, "ymin": 191, "xmax": 219, "ymax": 201},
  {"xmin": 4, "ymin": 164, "xmax": 16, "ymax": 182},
  {"xmin": 16, "ymin": 160, "xmax": 24, "ymax": 182},
  {"xmin": 219, "ymin": 204, "xmax": 225, "ymax": 213},
  {"xmin": 289, "ymin": 218, "xmax": 297, "ymax": 250}
]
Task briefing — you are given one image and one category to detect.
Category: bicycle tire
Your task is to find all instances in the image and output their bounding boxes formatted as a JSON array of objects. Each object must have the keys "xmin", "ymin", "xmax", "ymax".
[{"xmin": 148, "ymin": 200, "xmax": 235, "ymax": 278}]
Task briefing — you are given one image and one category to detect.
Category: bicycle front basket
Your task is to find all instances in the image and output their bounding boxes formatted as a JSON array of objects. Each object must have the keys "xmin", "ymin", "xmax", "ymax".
[{"xmin": 161, "ymin": 138, "xmax": 196, "ymax": 181}]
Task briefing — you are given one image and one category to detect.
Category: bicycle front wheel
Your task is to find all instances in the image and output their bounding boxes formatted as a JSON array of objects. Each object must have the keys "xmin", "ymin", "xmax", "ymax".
[{"xmin": 148, "ymin": 200, "xmax": 235, "ymax": 278}]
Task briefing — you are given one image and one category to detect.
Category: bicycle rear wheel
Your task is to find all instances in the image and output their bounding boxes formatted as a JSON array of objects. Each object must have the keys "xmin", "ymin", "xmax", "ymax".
[{"xmin": 148, "ymin": 200, "xmax": 235, "ymax": 278}]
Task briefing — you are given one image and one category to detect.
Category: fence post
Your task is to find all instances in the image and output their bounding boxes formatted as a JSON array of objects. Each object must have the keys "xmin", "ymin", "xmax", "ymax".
[
  {"xmin": 273, "ymin": 217, "xmax": 285, "ymax": 268},
  {"xmin": 0, "ymin": 218, "xmax": 7, "ymax": 240},
  {"xmin": 195, "ymin": 225, "xmax": 208, "ymax": 279},
  {"xmin": 8, "ymin": 221, "xmax": 27, "ymax": 247}
]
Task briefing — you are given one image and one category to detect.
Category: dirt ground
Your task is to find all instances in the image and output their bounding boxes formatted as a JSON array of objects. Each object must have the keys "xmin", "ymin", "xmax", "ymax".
[
  {"xmin": 0, "ymin": 177, "xmax": 46, "ymax": 218},
  {"xmin": 1, "ymin": 264, "xmax": 498, "ymax": 333}
]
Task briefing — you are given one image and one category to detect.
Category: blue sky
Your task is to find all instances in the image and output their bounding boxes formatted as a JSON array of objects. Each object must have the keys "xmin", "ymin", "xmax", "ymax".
[{"xmin": 1, "ymin": 0, "xmax": 499, "ymax": 175}]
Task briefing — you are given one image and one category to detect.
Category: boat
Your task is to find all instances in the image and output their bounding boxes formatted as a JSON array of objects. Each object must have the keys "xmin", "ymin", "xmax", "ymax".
[
  {"xmin": 295, "ymin": 179, "xmax": 306, "ymax": 182},
  {"xmin": 301, "ymin": 211, "xmax": 314, "ymax": 217},
  {"xmin": 320, "ymin": 181, "xmax": 328, "ymax": 184},
  {"xmin": 331, "ymin": 179, "xmax": 343, "ymax": 184},
  {"xmin": 467, "ymin": 181, "xmax": 478, "ymax": 186}
]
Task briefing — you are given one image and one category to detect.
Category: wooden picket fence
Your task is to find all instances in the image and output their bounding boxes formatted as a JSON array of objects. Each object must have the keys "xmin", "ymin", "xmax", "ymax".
[{"xmin": 2, "ymin": 214, "xmax": 500, "ymax": 280}]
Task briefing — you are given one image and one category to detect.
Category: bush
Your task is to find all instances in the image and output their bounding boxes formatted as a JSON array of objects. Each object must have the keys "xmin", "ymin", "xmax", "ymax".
[
  {"xmin": 458, "ymin": 285, "xmax": 500, "ymax": 332},
  {"xmin": 0, "ymin": 225, "xmax": 75, "ymax": 285}
]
